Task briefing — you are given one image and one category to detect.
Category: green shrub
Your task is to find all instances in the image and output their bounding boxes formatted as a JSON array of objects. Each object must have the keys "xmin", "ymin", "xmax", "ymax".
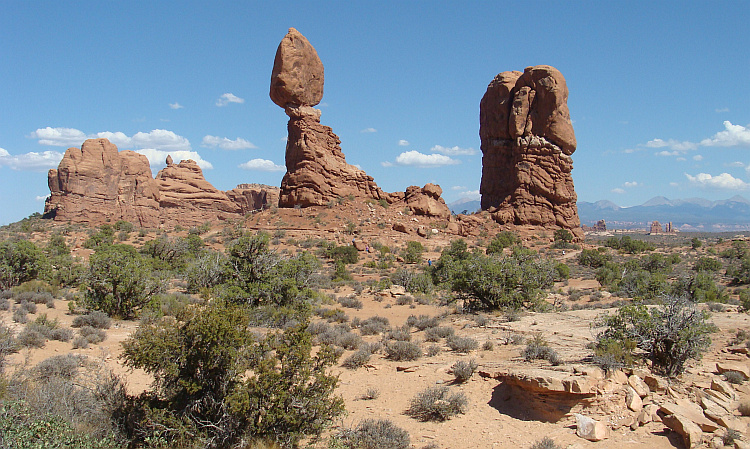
[
  {"xmin": 406, "ymin": 386, "xmax": 467, "ymax": 421},
  {"xmin": 577, "ymin": 249, "xmax": 611, "ymax": 268},
  {"xmin": 335, "ymin": 419, "xmax": 410, "ymax": 449},
  {"xmin": 34, "ymin": 354, "xmax": 84, "ymax": 380},
  {"xmin": 486, "ymin": 231, "xmax": 519, "ymax": 255},
  {"xmin": 424, "ymin": 326, "xmax": 454, "ymax": 342},
  {"xmin": 693, "ymin": 256, "xmax": 722, "ymax": 272},
  {"xmin": 530, "ymin": 436, "xmax": 562, "ymax": 449},
  {"xmin": 0, "ymin": 240, "xmax": 51, "ymax": 290},
  {"xmin": 402, "ymin": 241, "xmax": 425, "ymax": 264},
  {"xmin": 342, "ymin": 349, "xmax": 372, "ymax": 369},
  {"xmin": 327, "ymin": 244, "xmax": 359, "ymax": 265},
  {"xmin": 78, "ymin": 326, "xmax": 106, "ymax": 344},
  {"xmin": 338, "ymin": 296, "xmax": 363, "ymax": 309},
  {"xmin": 604, "ymin": 236, "xmax": 654, "ymax": 253},
  {"xmin": 723, "ymin": 370, "xmax": 745, "ymax": 385},
  {"xmin": 592, "ymin": 338, "xmax": 636, "ymax": 372},
  {"xmin": 405, "ymin": 314, "xmax": 440, "ymax": 330},
  {"xmin": 120, "ymin": 302, "xmax": 344, "ymax": 447},
  {"xmin": 84, "ymin": 244, "xmax": 166, "ymax": 319},
  {"xmin": 596, "ymin": 296, "xmax": 716, "ymax": 376},
  {"xmin": 523, "ymin": 334, "xmax": 561, "ymax": 365},
  {"xmin": 390, "ymin": 268, "xmax": 433, "ymax": 294},
  {"xmin": 357, "ymin": 316, "xmax": 390, "ymax": 336}
]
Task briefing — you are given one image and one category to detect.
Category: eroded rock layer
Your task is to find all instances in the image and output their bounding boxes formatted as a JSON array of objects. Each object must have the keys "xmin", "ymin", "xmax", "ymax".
[
  {"xmin": 479, "ymin": 65, "xmax": 581, "ymax": 237},
  {"xmin": 45, "ymin": 139, "xmax": 275, "ymax": 227}
]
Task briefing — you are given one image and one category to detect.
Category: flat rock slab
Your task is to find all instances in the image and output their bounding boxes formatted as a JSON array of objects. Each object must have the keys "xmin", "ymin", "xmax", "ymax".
[{"xmin": 482, "ymin": 367, "xmax": 598, "ymax": 395}]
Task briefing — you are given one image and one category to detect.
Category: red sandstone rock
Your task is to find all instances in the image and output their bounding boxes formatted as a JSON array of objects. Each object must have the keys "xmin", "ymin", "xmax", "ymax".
[
  {"xmin": 45, "ymin": 139, "xmax": 278, "ymax": 227},
  {"xmin": 479, "ymin": 65, "xmax": 581, "ymax": 239},
  {"xmin": 270, "ymin": 28, "xmax": 324, "ymax": 108},
  {"xmin": 45, "ymin": 138, "xmax": 161, "ymax": 227},
  {"xmin": 226, "ymin": 184, "xmax": 280, "ymax": 213},
  {"xmin": 404, "ymin": 184, "xmax": 451, "ymax": 219}
]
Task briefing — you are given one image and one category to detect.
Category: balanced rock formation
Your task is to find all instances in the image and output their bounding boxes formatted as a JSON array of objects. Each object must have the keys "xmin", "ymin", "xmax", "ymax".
[
  {"xmin": 46, "ymin": 138, "xmax": 161, "ymax": 227},
  {"xmin": 479, "ymin": 65, "xmax": 581, "ymax": 237},
  {"xmin": 271, "ymin": 28, "xmax": 393, "ymax": 208},
  {"xmin": 45, "ymin": 139, "xmax": 275, "ymax": 227}
]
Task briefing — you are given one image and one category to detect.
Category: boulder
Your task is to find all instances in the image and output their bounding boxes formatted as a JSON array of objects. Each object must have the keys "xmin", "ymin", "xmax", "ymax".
[
  {"xmin": 404, "ymin": 184, "xmax": 451, "ymax": 219},
  {"xmin": 270, "ymin": 27, "xmax": 324, "ymax": 108},
  {"xmin": 637, "ymin": 404, "xmax": 661, "ymax": 425},
  {"xmin": 479, "ymin": 65, "xmax": 582, "ymax": 239},
  {"xmin": 486, "ymin": 367, "xmax": 597, "ymax": 395},
  {"xmin": 659, "ymin": 400, "xmax": 719, "ymax": 432},
  {"xmin": 573, "ymin": 414, "xmax": 609, "ymax": 441},
  {"xmin": 628, "ymin": 374, "xmax": 650, "ymax": 398},
  {"xmin": 662, "ymin": 414, "xmax": 703, "ymax": 449},
  {"xmin": 626, "ymin": 386, "xmax": 643, "ymax": 412},
  {"xmin": 710, "ymin": 378, "xmax": 737, "ymax": 400},
  {"xmin": 644, "ymin": 374, "xmax": 669, "ymax": 393}
]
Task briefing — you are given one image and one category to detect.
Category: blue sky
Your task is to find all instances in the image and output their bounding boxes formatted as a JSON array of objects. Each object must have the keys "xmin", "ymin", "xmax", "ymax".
[{"xmin": 1, "ymin": 1, "xmax": 748, "ymax": 225}]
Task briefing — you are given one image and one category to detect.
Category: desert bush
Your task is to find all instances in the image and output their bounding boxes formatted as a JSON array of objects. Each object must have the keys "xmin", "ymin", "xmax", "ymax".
[
  {"xmin": 596, "ymin": 296, "xmax": 716, "ymax": 376},
  {"xmin": 577, "ymin": 248, "xmax": 611, "ymax": 268},
  {"xmin": 592, "ymin": 338, "xmax": 636, "ymax": 372},
  {"xmin": 723, "ymin": 429, "xmax": 742, "ymax": 446},
  {"xmin": 318, "ymin": 326, "xmax": 361, "ymax": 350},
  {"xmin": 530, "ymin": 436, "xmax": 562, "ymax": 449},
  {"xmin": 84, "ymin": 244, "xmax": 166, "ymax": 319},
  {"xmin": 335, "ymin": 419, "xmax": 410, "ymax": 449},
  {"xmin": 0, "ymin": 297, "xmax": 9, "ymax": 311},
  {"xmin": 424, "ymin": 326, "xmax": 454, "ymax": 342},
  {"xmin": 486, "ymin": 231, "xmax": 519, "ymax": 255},
  {"xmin": 432, "ymin": 246, "xmax": 556, "ymax": 311},
  {"xmin": 338, "ymin": 295, "xmax": 363, "ymax": 309},
  {"xmin": 426, "ymin": 344, "xmax": 441, "ymax": 357},
  {"xmin": 482, "ymin": 340, "xmax": 494, "ymax": 351},
  {"xmin": 78, "ymin": 326, "xmax": 107, "ymax": 344},
  {"xmin": 402, "ymin": 241, "xmax": 425, "ymax": 264},
  {"xmin": 451, "ymin": 359, "xmax": 478, "ymax": 383},
  {"xmin": 395, "ymin": 295, "xmax": 414, "ymax": 306},
  {"xmin": 185, "ymin": 251, "xmax": 227, "ymax": 292},
  {"xmin": 342, "ymin": 349, "xmax": 372, "ymax": 369},
  {"xmin": 72, "ymin": 336, "xmax": 90, "ymax": 349},
  {"xmin": 391, "ymin": 268, "xmax": 433, "ymax": 294},
  {"xmin": 12, "ymin": 308, "xmax": 28, "ymax": 323},
  {"xmin": 406, "ymin": 314, "xmax": 440, "ymax": 330},
  {"xmin": 739, "ymin": 399, "xmax": 750, "ymax": 416},
  {"xmin": 327, "ymin": 244, "xmax": 359, "ymax": 265},
  {"xmin": 523, "ymin": 334, "xmax": 561, "ymax": 365},
  {"xmin": 15, "ymin": 327, "xmax": 45, "ymax": 348},
  {"xmin": 723, "ymin": 370, "xmax": 745, "ymax": 385},
  {"xmin": 604, "ymin": 236, "xmax": 654, "ymax": 253},
  {"xmin": 406, "ymin": 386, "xmax": 467, "ymax": 421},
  {"xmin": 18, "ymin": 300, "xmax": 37, "ymax": 314},
  {"xmin": 307, "ymin": 320, "xmax": 331, "ymax": 336},
  {"xmin": 446, "ymin": 335, "xmax": 478, "ymax": 353},
  {"xmin": 693, "ymin": 256, "xmax": 722, "ymax": 272},
  {"xmin": 357, "ymin": 316, "xmax": 390, "ymax": 336},
  {"xmin": 386, "ymin": 325, "xmax": 412, "ymax": 342},
  {"xmin": 71, "ymin": 310, "xmax": 112, "ymax": 329},
  {"xmin": 0, "ymin": 240, "xmax": 51, "ymax": 290},
  {"xmin": 34, "ymin": 354, "xmax": 84, "ymax": 380},
  {"xmin": 360, "ymin": 388, "xmax": 380, "ymax": 400},
  {"xmin": 120, "ymin": 302, "xmax": 344, "ymax": 447},
  {"xmin": 0, "ymin": 322, "xmax": 18, "ymax": 373},
  {"xmin": 385, "ymin": 341, "xmax": 422, "ymax": 361}
]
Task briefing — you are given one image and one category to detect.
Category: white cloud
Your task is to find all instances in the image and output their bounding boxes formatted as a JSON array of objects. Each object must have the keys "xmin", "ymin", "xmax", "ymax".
[
  {"xmin": 693, "ymin": 154, "xmax": 703, "ymax": 161},
  {"xmin": 169, "ymin": 102, "xmax": 184, "ymax": 110},
  {"xmin": 30, "ymin": 127, "xmax": 191, "ymax": 152},
  {"xmin": 430, "ymin": 145, "xmax": 476, "ymax": 156},
  {"xmin": 727, "ymin": 161, "xmax": 745, "ymax": 168},
  {"xmin": 202, "ymin": 135, "xmax": 257, "ymax": 150},
  {"xmin": 685, "ymin": 172, "xmax": 749, "ymax": 190},
  {"xmin": 700, "ymin": 121, "xmax": 750, "ymax": 147},
  {"xmin": 458, "ymin": 190, "xmax": 480, "ymax": 199},
  {"xmin": 238, "ymin": 158, "xmax": 285, "ymax": 172},
  {"xmin": 646, "ymin": 138, "xmax": 698, "ymax": 152},
  {"xmin": 611, "ymin": 188, "xmax": 626, "ymax": 194},
  {"xmin": 398, "ymin": 140, "xmax": 409, "ymax": 146},
  {"xmin": 30, "ymin": 127, "xmax": 89, "ymax": 147},
  {"xmin": 623, "ymin": 181, "xmax": 639, "ymax": 188},
  {"xmin": 360, "ymin": 128, "xmax": 377, "ymax": 133},
  {"xmin": 216, "ymin": 93, "xmax": 245, "ymax": 107},
  {"xmin": 35, "ymin": 195, "xmax": 49, "ymax": 201},
  {"xmin": 656, "ymin": 150, "xmax": 681, "ymax": 157},
  {"xmin": 715, "ymin": 107, "xmax": 730, "ymax": 113},
  {"xmin": 383, "ymin": 151, "xmax": 460, "ymax": 168},
  {"xmin": 136, "ymin": 149, "xmax": 213, "ymax": 170},
  {"xmin": 676, "ymin": 157, "xmax": 686, "ymax": 162},
  {"xmin": 0, "ymin": 147, "xmax": 63, "ymax": 171},
  {"xmin": 451, "ymin": 185, "xmax": 466, "ymax": 191},
  {"xmin": 669, "ymin": 182, "xmax": 679, "ymax": 187}
]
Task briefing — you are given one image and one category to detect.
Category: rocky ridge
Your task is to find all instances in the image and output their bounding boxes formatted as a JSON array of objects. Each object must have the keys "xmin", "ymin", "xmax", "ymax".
[{"xmin": 45, "ymin": 139, "xmax": 277, "ymax": 227}]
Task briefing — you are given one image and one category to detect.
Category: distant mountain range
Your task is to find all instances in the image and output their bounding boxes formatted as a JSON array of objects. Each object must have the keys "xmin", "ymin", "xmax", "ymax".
[{"xmin": 448, "ymin": 195, "xmax": 750, "ymax": 231}]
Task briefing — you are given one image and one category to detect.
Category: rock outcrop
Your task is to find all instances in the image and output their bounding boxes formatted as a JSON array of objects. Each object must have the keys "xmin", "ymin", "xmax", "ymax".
[
  {"xmin": 271, "ymin": 28, "xmax": 394, "ymax": 208},
  {"xmin": 479, "ymin": 65, "xmax": 582, "ymax": 238},
  {"xmin": 226, "ymin": 184, "xmax": 280, "ymax": 214},
  {"xmin": 403, "ymin": 184, "xmax": 451, "ymax": 219},
  {"xmin": 45, "ymin": 138, "xmax": 161, "ymax": 227},
  {"xmin": 154, "ymin": 158, "xmax": 242, "ymax": 225},
  {"xmin": 45, "ymin": 139, "xmax": 274, "ymax": 227}
]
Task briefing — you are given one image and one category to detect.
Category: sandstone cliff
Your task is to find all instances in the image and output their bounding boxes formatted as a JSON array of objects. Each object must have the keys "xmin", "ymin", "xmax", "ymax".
[{"xmin": 479, "ymin": 65, "xmax": 581, "ymax": 237}]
